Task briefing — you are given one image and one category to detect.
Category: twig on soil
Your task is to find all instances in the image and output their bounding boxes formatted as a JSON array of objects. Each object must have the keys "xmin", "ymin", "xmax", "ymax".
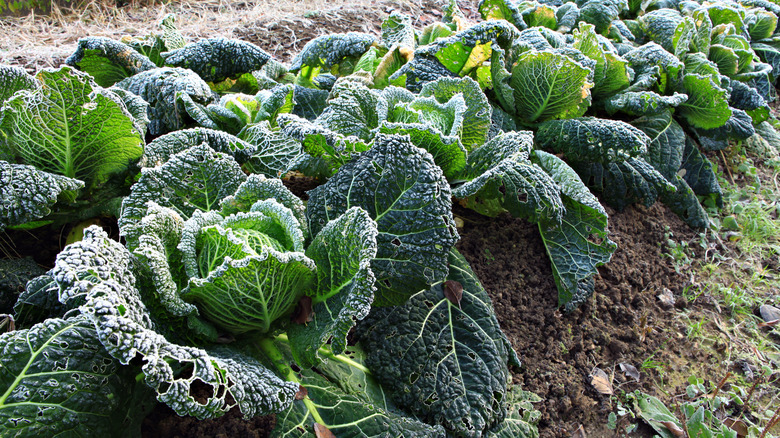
[
  {"xmin": 721, "ymin": 150, "xmax": 736, "ymax": 185},
  {"xmin": 708, "ymin": 372, "xmax": 731, "ymax": 400}
]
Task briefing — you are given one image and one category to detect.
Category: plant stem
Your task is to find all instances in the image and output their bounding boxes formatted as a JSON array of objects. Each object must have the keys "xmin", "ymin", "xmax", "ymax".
[
  {"xmin": 274, "ymin": 333, "xmax": 372, "ymax": 375},
  {"xmin": 709, "ymin": 372, "xmax": 731, "ymax": 400},
  {"xmin": 255, "ymin": 338, "xmax": 326, "ymax": 426}
]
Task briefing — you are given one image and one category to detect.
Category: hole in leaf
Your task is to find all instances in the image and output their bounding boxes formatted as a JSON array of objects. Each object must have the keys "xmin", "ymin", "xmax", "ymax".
[
  {"xmin": 517, "ymin": 191, "xmax": 528, "ymax": 203},
  {"xmin": 391, "ymin": 238, "xmax": 401, "ymax": 246}
]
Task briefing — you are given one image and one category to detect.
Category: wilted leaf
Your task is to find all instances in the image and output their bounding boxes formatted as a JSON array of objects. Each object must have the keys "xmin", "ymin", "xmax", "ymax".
[
  {"xmin": 590, "ymin": 367, "xmax": 613, "ymax": 395},
  {"xmin": 313, "ymin": 422, "xmax": 337, "ymax": 438},
  {"xmin": 723, "ymin": 418, "xmax": 748, "ymax": 437},
  {"xmin": 619, "ymin": 363, "xmax": 640, "ymax": 382},
  {"xmin": 443, "ymin": 280, "xmax": 463, "ymax": 308},
  {"xmin": 291, "ymin": 296, "xmax": 314, "ymax": 325},
  {"xmin": 659, "ymin": 420, "xmax": 685, "ymax": 437},
  {"xmin": 295, "ymin": 385, "xmax": 308, "ymax": 401}
]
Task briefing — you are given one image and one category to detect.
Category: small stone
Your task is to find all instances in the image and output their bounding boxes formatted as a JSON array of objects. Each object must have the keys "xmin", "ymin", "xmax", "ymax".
[
  {"xmin": 657, "ymin": 288, "xmax": 675, "ymax": 309},
  {"xmin": 759, "ymin": 304, "xmax": 780, "ymax": 323}
]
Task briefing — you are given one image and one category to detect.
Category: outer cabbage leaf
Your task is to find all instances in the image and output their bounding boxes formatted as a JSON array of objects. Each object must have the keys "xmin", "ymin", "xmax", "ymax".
[
  {"xmin": 692, "ymin": 108, "xmax": 755, "ymax": 151},
  {"xmin": 306, "ymin": 134, "xmax": 458, "ymax": 306},
  {"xmin": 623, "ymin": 43, "xmax": 683, "ymax": 94},
  {"xmin": 12, "ymin": 275, "xmax": 64, "ymax": 328},
  {"xmin": 660, "ymin": 175, "xmax": 709, "ymax": 229},
  {"xmin": 277, "ymin": 114, "xmax": 369, "ymax": 173},
  {"xmin": 238, "ymin": 121, "xmax": 304, "ymax": 177},
  {"xmin": 631, "ymin": 110, "xmax": 685, "ymax": 178},
  {"xmin": 492, "ymin": 49, "xmax": 592, "ymax": 125},
  {"xmin": 640, "ymin": 10, "xmax": 695, "ymax": 58},
  {"xmin": 65, "ymin": 37, "xmax": 157, "ymax": 87},
  {"xmin": 287, "ymin": 207, "xmax": 378, "ymax": 368},
  {"xmin": 356, "ymin": 249, "xmax": 518, "ymax": 437},
  {"xmin": 578, "ymin": 0, "xmax": 625, "ymax": 34},
  {"xmin": 161, "ymin": 38, "xmax": 271, "ymax": 83},
  {"xmin": 675, "ymin": 73, "xmax": 732, "ymax": 130},
  {"xmin": 377, "ymin": 122, "xmax": 467, "ymax": 181},
  {"xmin": 394, "ymin": 21, "xmax": 520, "ymax": 92},
  {"xmin": 0, "ymin": 65, "xmax": 37, "ymax": 104},
  {"xmin": 556, "ymin": 3, "xmax": 581, "ymax": 33},
  {"xmin": 0, "ymin": 161, "xmax": 84, "ymax": 231},
  {"xmin": 291, "ymin": 85, "xmax": 330, "ymax": 120},
  {"xmin": 728, "ymin": 80, "xmax": 769, "ymax": 124},
  {"xmin": 0, "ymin": 257, "xmax": 45, "ymax": 315},
  {"xmin": 534, "ymin": 151, "xmax": 616, "ymax": 311},
  {"xmin": 271, "ymin": 344, "xmax": 445, "ymax": 437},
  {"xmin": 572, "ymin": 23, "xmax": 632, "ymax": 99},
  {"xmin": 419, "ymin": 76, "xmax": 492, "ymax": 151},
  {"xmin": 1, "ymin": 67, "xmax": 143, "ymax": 191},
  {"xmin": 121, "ymin": 13, "xmax": 186, "ymax": 67},
  {"xmin": 115, "ymin": 67, "xmax": 215, "ymax": 135},
  {"xmin": 486, "ymin": 387, "xmax": 541, "ymax": 438},
  {"xmin": 0, "ymin": 316, "xmax": 154, "ymax": 437},
  {"xmin": 478, "ymin": 0, "xmax": 527, "ymax": 31},
  {"xmin": 535, "ymin": 117, "xmax": 649, "ymax": 164},
  {"xmin": 221, "ymin": 175, "xmax": 306, "ymax": 231},
  {"xmin": 748, "ymin": 9, "xmax": 778, "ymax": 40},
  {"xmin": 604, "ymin": 91, "xmax": 687, "ymax": 116},
  {"xmin": 107, "ymin": 86, "xmax": 151, "ymax": 136},
  {"xmin": 52, "ymin": 226, "xmax": 299, "ymax": 419},
  {"xmin": 119, "ymin": 143, "xmax": 247, "ymax": 246},
  {"xmin": 141, "ymin": 127, "xmax": 256, "ymax": 167},
  {"xmin": 570, "ymin": 157, "xmax": 675, "ymax": 210},
  {"xmin": 680, "ymin": 138, "xmax": 723, "ymax": 208},
  {"xmin": 382, "ymin": 12, "xmax": 416, "ymax": 49},
  {"xmin": 316, "ymin": 81, "xmax": 380, "ymax": 141},
  {"xmin": 289, "ymin": 33, "xmax": 377, "ymax": 83}
]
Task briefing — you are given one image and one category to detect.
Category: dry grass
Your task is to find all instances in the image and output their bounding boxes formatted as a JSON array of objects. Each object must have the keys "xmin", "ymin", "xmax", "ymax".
[{"xmin": 0, "ymin": 0, "xmax": 443, "ymax": 72}]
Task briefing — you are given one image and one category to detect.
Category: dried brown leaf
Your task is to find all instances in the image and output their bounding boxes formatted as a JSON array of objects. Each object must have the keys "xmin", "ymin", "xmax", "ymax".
[
  {"xmin": 294, "ymin": 385, "xmax": 308, "ymax": 401},
  {"xmin": 589, "ymin": 367, "xmax": 613, "ymax": 395},
  {"xmin": 619, "ymin": 362, "xmax": 640, "ymax": 382},
  {"xmin": 443, "ymin": 280, "xmax": 463, "ymax": 309},
  {"xmin": 314, "ymin": 423, "xmax": 336, "ymax": 438},
  {"xmin": 659, "ymin": 421, "xmax": 685, "ymax": 438},
  {"xmin": 571, "ymin": 424, "xmax": 586, "ymax": 438},
  {"xmin": 291, "ymin": 296, "xmax": 313, "ymax": 325},
  {"xmin": 723, "ymin": 418, "xmax": 748, "ymax": 437}
]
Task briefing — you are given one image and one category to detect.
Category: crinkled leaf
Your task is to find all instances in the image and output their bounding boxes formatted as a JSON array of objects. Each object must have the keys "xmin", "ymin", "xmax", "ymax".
[
  {"xmin": 536, "ymin": 117, "xmax": 649, "ymax": 164},
  {"xmin": 161, "ymin": 38, "xmax": 271, "ymax": 83},
  {"xmin": 316, "ymin": 81, "xmax": 380, "ymax": 141},
  {"xmin": 141, "ymin": 127, "xmax": 256, "ymax": 168},
  {"xmin": 0, "ymin": 316, "xmax": 154, "ymax": 437},
  {"xmin": 623, "ymin": 43, "xmax": 683, "ymax": 94},
  {"xmin": 494, "ymin": 49, "xmax": 592, "ymax": 125},
  {"xmin": 115, "ymin": 67, "xmax": 215, "ymax": 135},
  {"xmin": 1, "ymin": 67, "xmax": 144, "ymax": 190},
  {"xmin": 289, "ymin": 33, "xmax": 377, "ymax": 80},
  {"xmin": 182, "ymin": 246, "xmax": 316, "ymax": 335},
  {"xmin": 419, "ymin": 76, "xmax": 492, "ymax": 150},
  {"xmin": 306, "ymin": 134, "xmax": 458, "ymax": 306},
  {"xmin": 356, "ymin": 249, "xmax": 517, "ymax": 436},
  {"xmin": 578, "ymin": 0, "xmax": 625, "ymax": 34},
  {"xmin": 534, "ymin": 151, "xmax": 615, "ymax": 311},
  {"xmin": 659, "ymin": 175, "xmax": 709, "ymax": 229},
  {"xmin": 676, "ymin": 73, "xmax": 732, "ymax": 130},
  {"xmin": 486, "ymin": 387, "xmax": 541, "ymax": 438},
  {"xmin": 748, "ymin": 9, "xmax": 778, "ymax": 40},
  {"xmin": 478, "ymin": 0, "xmax": 526, "ymax": 30},
  {"xmin": 287, "ymin": 207, "xmax": 378, "ymax": 368},
  {"xmin": 571, "ymin": 157, "xmax": 675, "ymax": 210},
  {"xmin": 572, "ymin": 23, "xmax": 632, "ymax": 99},
  {"xmin": 693, "ymin": 108, "xmax": 755, "ymax": 151},
  {"xmin": 238, "ymin": 121, "xmax": 304, "ymax": 177},
  {"xmin": 0, "ymin": 65, "xmax": 37, "ymax": 104},
  {"xmin": 681, "ymin": 138, "xmax": 723, "ymax": 208},
  {"xmin": 454, "ymin": 157, "xmax": 565, "ymax": 223},
  {"xmin": 220, "ymin": 174, "xmax": 306, "ymax": 233},
  {"xmin": 631, "ymin": 110, "xmax": 685, "ymax": 178},
  {"xmin": 291, "ymin": 85, "xmax": 330, "ymax": 121},
  {"xmin": 378, "ymin": 123, "xmax": 467, "ymax": 181},
  {"xmin": 0, "ymin": 161, "xmax": 84, "ymax": 231},
  {"xmin": 271, "ymin": 350, "xmax": 445, "ymax": 437},
  {"xmin": 557, "ymin": 3, "xmax": 581, "ymax": 33},
  {"xmin": 65, "ymin": 37, "xmax": 157, "ymax": 87},
  {"xmin": 12, "ymin": 275, "xmax": 64, "ymax": 328},
  {"xmin": 729, "ymin": 80, "xmax": 769, "ymax": 124},
  {"xmin": 120, "ymin": 143, "xmax": 247, "ymax": 244},
  {"xmin": 277, "ymin": 114, "xmax": 369, "ymax": 173},
  {"xmin": 0, "ymin": 257, "xmax": 45, "ymax": 315},
  {"xmin": 53, "ymin": 226, "xmax": 299, "ymax": 418},
  {"xmin": 604, "ymin": 91, "xmax": 687, "ymax": 116},
  {"xmin": 382, "ymin": 12, "xmax": 416, "ymax": 49},
  {"xmin": 107, "ymin": 86, "xmax": 150, "ymax": 136}
]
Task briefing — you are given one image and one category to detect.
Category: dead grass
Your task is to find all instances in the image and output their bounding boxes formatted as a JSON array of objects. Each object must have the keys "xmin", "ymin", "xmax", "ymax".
[{"xmin": 0, "ymin": 0, "xmax": 446, "ymax": 71}]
